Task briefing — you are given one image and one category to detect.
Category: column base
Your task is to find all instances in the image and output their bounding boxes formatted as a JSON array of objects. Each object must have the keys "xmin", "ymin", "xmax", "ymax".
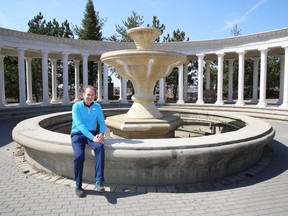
[
  {"xmin": 50, "ymin": 99, "xmax": 59, "ymax": 104},
  {"xmin": 196, "ymin": 100, "xmax": 204, "ymax": 104},
  {"xmin": 73, "ymin": 98, "xmax": 80, "ymax": 103},
  {"xmin": 251, "ymin": 99, "xmax": 259, "ymax": 104},
  {"xmin": 26, "ymin": 100, "xmax": 34, "ymax": 104},
  {"xmin": 157, "ymin": 99, "xmax": 166, "ymax": 104},
  {"xmin": 19, "ymin": 102, "xmax": 28, "ymax": 107},
  {"xmin": 235, "ymin": 100, "xmax": 245, "ymax": 106},
  {"xmin": 120, "ymin": 99, "xmax": 128, "ymax": 103},
  {"xmin": 97, "ymin": 98, "xmax": 103, "ymax": 103},
  {"xmin": 257, "ymin": 102, "xmax": 267, "ymax": 107},
  {"xmin": 176, "ymin": 100, "xmax": 185, "ymax": 104},
  {"xmin": 215, "ymin": 100, "xmax": 224, "ymax": 105},
  {"xmin": 225, "ymin": 99, "xmax": 235, "ymax": 104},
  {"xmin": 279, "ymin": 103, "xmax": 288, "ymax": 109}
]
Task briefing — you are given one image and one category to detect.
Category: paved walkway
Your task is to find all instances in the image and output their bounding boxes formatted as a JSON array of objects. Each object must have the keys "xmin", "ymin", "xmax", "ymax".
[{"xmin": 0, "ymin": 117, "xmax": 288, "ymax": 216}]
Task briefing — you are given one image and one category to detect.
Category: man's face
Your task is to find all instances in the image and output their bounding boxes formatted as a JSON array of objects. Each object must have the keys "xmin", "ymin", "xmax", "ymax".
[{"xmin": 83, "ymin": 87, "xmax": 95, "ymax": 106}]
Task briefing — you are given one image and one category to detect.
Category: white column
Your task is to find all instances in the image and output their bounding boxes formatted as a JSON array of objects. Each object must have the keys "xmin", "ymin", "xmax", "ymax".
[
  {"xmin": 205, "ymin": 60, "xmax": 211, "ymax": 90},
  {"xmin": 74, "ymin": 60, "xmax": 81, "ymax": 102},
  {"xmin": 158, "ymin": 78, "xmax": 166, "ymax": 104},
  {"xmin": 196, "ymin": 54, "xmax": 205, "ymax": 104},
  {"xmin": 62, "ymin": 52, "xmax": 70, "ymax": 105},
  {"xmin": 50, "ymin": 59, "xmax": 58, "ymax": 104},
  {"xmin": 278, "ymin": 55, "xmax": 284, "ymax": 104},
  {"xmin": 82, "ymin": 54, "xmax": 89, "ymax": 88},
  {"xmin": 120, "ymin": 76, "xmax": 128, "ymax": 103},
  {"xmin": 257, "ymin": 49, "xmax": 269, "ymax": 107},
  {"xmin": 183, "ymin": 62, "xmax": 188, "ymax": 102},
  {"xmin": 119, "ymin": 76, "xmax": 123, "ymax": 101},
  {"xmin": 97, "ymin": 62, "xmax": 103, "ymax": 102},
  {"xmin": 236, "ymin": 51, "xmax": 246, "ymax": 106},
  {"xmin": 25, "ymin": 58, "xmax": 33, "ymax": 104},
  {"xmin": 0, "ymin": 54, "xmax": 5, "ymax": 107},
  {"xmin": 17, "ymin": 48, "xmax": 27, "ymax": 107},
  {"xmin": 102, "ymin": 64, "xmax": 109, "ymax": 103},
  {"xmin": 252, "ymin": 57, "xmax": 260, "ymax": 103},
  {"xmin": 41, "ymin": 51, "xmax": 50, "ymax": 106},
  {"xmin": 215, "ymin": 53, "xmax": 225, "ymax": 105},
  {"xmin": 227, "ymin": 59, "xmax": 234, "ymax": 103},
  {"xmin": 280, "ymin": 47, "xmax": 288, "ymax": 108},
  {"xmin": 177, "ymin": 64, "xmax": 184, "ymax": 104}
]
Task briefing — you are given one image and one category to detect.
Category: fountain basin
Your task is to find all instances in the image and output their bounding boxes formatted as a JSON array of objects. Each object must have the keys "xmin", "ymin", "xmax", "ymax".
[{"xmin": 12, "ymin": 109, "xmax": 275, "ymax": 185}]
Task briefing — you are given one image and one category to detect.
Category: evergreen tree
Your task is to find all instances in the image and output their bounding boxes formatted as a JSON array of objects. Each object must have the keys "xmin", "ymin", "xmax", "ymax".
[
  {"xmin": 231, "ymin": 24, "xmax": 241, "ymax": 36},
  {"xmin": 163, "ymin": 29, "xmax": 189, "ymax": 100},
  {"xmin": 267, "ymin": 56, "xmax": 280, "ymax": 98},
  {"xmin": 28, "ymin": 12, "xmax": 74, "ymax": 38},
  {"xmin": 74, "ymin": 0, "xmax": 104, "ymax": 40},
  {"xmin": 163, "ymin": 28, "xmax": 189, "ymax": 42},
  {"xmin": 147, "ymin": 16, "xmax": 165, "ymax": 42},
  {"xmin": 4, "ymin": 57, "xmax": 19, "ymax": 102},
  {"xmin": 74, "ymin": 0, "xmax": 105, "ymax": 88},
  {"xmin": 113, "ymin": 10, "xmax": 144, "ymax": 42}
]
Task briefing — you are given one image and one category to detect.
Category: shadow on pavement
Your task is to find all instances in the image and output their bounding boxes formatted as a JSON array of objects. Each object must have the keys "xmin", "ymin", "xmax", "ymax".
[
  {"xmin": 77, "ymin": 139, "xmax": 288, "ymax": 205},
  {"xmin": 0, "ymin": 118, "xmax": 25, "ymax": 148}
]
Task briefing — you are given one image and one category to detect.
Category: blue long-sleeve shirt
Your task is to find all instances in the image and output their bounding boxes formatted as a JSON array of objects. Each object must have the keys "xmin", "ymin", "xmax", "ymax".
[{"xmin": 71, "ymin": 101, "xmax": 106, "ymax": 140}]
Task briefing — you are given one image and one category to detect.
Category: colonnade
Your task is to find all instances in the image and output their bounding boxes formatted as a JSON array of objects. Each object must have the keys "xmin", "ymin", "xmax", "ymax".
[
  {"xmin": 0, "ymin": 27, "xmax": 288, "ymax": 109},
  {"xmin": 1, "ymin": 47, "xmax": 288, "ymax": 108}
]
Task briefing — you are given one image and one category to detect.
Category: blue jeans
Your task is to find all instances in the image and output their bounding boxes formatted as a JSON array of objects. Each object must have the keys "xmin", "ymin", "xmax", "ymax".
[{"xmin": 71, "ymin": 131, "xmax": 105, "ymax": 188}]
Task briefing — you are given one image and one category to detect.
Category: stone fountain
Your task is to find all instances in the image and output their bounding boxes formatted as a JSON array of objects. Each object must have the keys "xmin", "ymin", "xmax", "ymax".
[
  {"xmin": 12, "ymin": 27, "xmax": 275, "ymax": 186},
  {"xmin": 101, "ymin": 27, "xmax": 187, "ymax": 138}
]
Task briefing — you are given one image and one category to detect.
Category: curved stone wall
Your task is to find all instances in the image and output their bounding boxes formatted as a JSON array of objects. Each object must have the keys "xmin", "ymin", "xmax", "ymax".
[{"xmin": 12, "ymin": 109, "xmax": 275, "ymax": 185}]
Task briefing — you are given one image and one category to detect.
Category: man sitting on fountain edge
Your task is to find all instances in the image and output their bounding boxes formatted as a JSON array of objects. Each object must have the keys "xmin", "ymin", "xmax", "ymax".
[{"xmin": 71, "ymin": 85, "xmax": 106, "ymax": 197}]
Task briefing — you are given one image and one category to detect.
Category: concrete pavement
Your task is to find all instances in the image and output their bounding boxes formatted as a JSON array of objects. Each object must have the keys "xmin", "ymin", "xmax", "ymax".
[{"xmin": 0, "ymin": 117, "xmax": 288, "ymax": 216}]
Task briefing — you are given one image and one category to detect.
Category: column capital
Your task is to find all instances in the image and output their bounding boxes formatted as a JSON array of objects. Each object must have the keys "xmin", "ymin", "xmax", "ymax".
[
  {"xmin": 41, "ymin": 50, "xmax": 50, "ymax": 54},
  {"xmin": 17, "ymin": 48, "xmax": 26, "ymax": 55},
  {"xmin": 216, "ymin": 52, "xmax": 225, "ymax": 57},
  {"xmin": 17, "ymin": 47, "xmax": 26, "ymax": 51},
  {"xmin": 62, "ymin": 52, "xmax": 70, "ymax": 57},
  {"xmin": 81, "ymin": 53, "xmax": 89, "ymax": 58},
  {"xmin": 258, "ymin": 48, "xmax": 269, "ymax": 53},
  {"xmin": 25, "ymin": 57, "xmax": 33, "ymax": 61},
  {"xmin": 196, "ymin": 53, "xmax": 205, "ymax": 58},
  {"xmin": 236, "ymin": 50, "xmax": 246, "ymax": 54}
]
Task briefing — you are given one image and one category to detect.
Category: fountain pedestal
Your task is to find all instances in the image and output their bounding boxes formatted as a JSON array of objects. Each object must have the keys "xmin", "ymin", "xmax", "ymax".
[
  {"xmin": 106, "ymin": 113, "xmax": 182, "ymax": 139},
  {"xmin": 101, "ymin": 27, "xmax": 187, "ymax": 138}
]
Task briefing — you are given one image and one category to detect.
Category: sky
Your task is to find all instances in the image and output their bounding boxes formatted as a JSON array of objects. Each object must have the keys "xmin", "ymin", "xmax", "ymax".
[{"xmin": 0, "ymin": 0, "xmax": 288, "ymax": 41}]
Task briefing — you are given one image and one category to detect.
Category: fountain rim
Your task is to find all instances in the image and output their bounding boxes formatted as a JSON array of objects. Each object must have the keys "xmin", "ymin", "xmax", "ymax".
[
  {"xmin": 127, "ymin": 26, "xmax": 162, "ymax": 34},
  {"xmin": 100, "ymin": 49, "xmax": 188, "ymax": 58},
  {"xmin": 11, "ymin": 108, "xmax": 275, "ymax": 185},
  {"xmin": 12, "ymin": 109, "xmax": 275, "ymax": 152}
]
